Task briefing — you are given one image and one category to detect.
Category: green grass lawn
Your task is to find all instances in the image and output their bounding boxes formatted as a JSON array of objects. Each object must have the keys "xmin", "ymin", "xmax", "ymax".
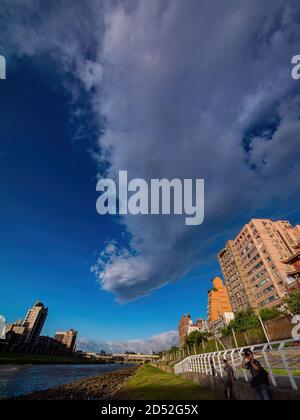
[
  {"xmin": 116, "ymin": 364, "xmax": 215, "ymax": 400},
  {"xmin": 269, "ymin": 368, "xmax": 300, "ymax": 377}
]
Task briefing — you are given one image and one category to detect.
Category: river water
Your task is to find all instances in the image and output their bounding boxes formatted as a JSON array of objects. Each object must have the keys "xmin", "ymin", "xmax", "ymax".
[{"xmin": 0, "ymin": 363, "xmax": 129, "ymax": 398}]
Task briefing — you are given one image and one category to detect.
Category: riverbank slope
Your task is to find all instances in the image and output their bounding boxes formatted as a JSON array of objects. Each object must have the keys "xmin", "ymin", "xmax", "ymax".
[
  {"xmin": 12, "ymin": 367, "xmax": 137, "ymax": 400},
  {"xmin": 115, "ymin": 365, "xmax": 215, "ymax": 400},
  {"xmin": 8, "ymin": 365, "xmax": 215, "ymax": 400}
]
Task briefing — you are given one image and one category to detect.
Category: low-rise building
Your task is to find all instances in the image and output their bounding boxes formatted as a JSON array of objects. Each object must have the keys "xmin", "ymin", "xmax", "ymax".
[
  {"xmin": 5, "ymin": 319, "xmax": 26, "ymax": 336},
  {"xmin": 283, "ymin": 242, "xmax": 300, "ymax": 292},
  {"xmin": 178, "ymin": 315, "xmax": 208, "ymax": 347},
  {"xmin": 54, "ymin": 329, "xmax": 77, "ymax": 352},
  {"xmin": 210, "ymin": 312, "xmax": 235, "ymax": 337}
]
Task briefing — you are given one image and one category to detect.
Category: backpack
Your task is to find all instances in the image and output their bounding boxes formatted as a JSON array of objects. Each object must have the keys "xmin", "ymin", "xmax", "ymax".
[{"xmin": 250, "ymin": 367, "xmax": 270, "ymax": 388}]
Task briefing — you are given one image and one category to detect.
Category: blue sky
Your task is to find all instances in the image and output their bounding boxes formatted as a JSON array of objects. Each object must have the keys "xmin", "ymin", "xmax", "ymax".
[
  {"xmin": 1, "ymin": 0, "xmax": 300, "ymax": 352},
  {"xmin": 0, "ymin": 57, "xmax": 219, "ymax": 342}
]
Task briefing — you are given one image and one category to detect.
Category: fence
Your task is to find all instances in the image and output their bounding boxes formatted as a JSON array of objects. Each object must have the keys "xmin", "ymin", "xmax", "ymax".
[{"xmin": 174, "ymin": 338, "xmax": 300, "ymax": 391}]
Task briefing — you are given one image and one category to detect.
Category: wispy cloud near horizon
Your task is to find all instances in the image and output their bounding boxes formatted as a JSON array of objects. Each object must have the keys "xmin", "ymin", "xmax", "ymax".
[{"xmin": 77, "ymin": 330, "xmax": 179, "ymax": 354}]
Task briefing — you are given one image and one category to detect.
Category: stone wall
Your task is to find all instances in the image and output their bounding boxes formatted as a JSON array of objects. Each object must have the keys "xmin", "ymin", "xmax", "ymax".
[
  {"xmin": 220, "ymin": 315, "xmax": 293, "ymax": 349},
  {"xmin": 179, "ymin": 372, "xmax": 300, "ymax": 401},
  {"xmin": 265, "ymin": 315, "xmax": 293, "ymax": 341}
]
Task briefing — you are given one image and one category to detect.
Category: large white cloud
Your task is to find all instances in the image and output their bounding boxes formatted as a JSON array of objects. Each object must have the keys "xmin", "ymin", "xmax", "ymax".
[
  {"xmin": 93, "ymin": 0, "xmax": 300, "ymax": 301},
  {"xmin": 2, "ymin": 0, "xmax": 300, "ymax": 302}
]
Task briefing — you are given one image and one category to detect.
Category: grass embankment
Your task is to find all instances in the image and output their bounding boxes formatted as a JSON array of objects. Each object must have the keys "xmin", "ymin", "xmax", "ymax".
[
  {"xmin": 270, "ymin": 368, "xmax": 300, "ymax": 377},
  {"xmin": 116, "ymin": 364, "xmax": 215, "ymax": 400},
  {"xmin": 0, "ymin": 353, "xmax": 106, "ymax": 365}
]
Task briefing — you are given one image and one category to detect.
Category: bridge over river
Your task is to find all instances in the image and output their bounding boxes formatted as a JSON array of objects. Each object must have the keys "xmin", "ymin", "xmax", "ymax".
[{"xmin": 83, "ymin": 352, "xmax": 160, "ymax": 363}]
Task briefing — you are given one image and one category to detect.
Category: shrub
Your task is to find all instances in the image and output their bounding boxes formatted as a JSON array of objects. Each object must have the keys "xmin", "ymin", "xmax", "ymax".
[
  {"xmin": 259, "ymin": 307, "xmax": 280, "ymax": 321},
  {"xmin": 284, "ymin": 291, "xmax": 300, "ymax": 315},
  {"xmin": 226, "ymin": 308, "xmax": 260, "ymax": 333}
]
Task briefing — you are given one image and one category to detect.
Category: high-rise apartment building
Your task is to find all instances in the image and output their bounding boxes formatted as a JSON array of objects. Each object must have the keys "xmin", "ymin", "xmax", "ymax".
[
  {"xmin": 23, "ymin": 301, "xmax": 48, "ymax": 345},
  {"xmin": 54, "ymin": 329, "xmax": 77, "ymax": 352},
  {"xmin": 207, "ymin": 277, "xmax": 233, "ymax": 323},
  {"xmin": 218, "ymin": 219, "xmax": 300, "ymax": 312},
  {"xmin": 218, "ymin": 241, "xmax": 255, "ymax": 312}
]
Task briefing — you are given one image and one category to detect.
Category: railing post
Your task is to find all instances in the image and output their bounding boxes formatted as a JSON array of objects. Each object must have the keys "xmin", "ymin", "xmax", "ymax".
[
  {"xmin": 261, "ymin": 344, "xmax": 277, "ymax": 388},
  {"xmin": 174, "ymin": 338, "xmax": 299, "ymax": 392},
  {"xmin": 197, "ymin": 355, "xmax": 201, "ymax": 373},
  {"xmin": 204, "ymin": 353, "xmax": 209, "ymax": 375},
  {"xmin": 217, "ymin": 351, "xmax": 223, "ymax": 378},
  {"xmin": 278, "ymin": 342, "xmax": 298, "ymax": 391},
  {"xmin": 209, "ymin": 353, "xmax": 214, "ymax": 376},
  {"xmin": 230, "ymin": 349, "xmax": 239, "ymax": 379},
  {"xmin": 200, "ymin": 354, "xmax": 205, "ymax": 374},
  {"xmin": 239, "ymin": 347, "xmax": 249, "ymax": 382}
]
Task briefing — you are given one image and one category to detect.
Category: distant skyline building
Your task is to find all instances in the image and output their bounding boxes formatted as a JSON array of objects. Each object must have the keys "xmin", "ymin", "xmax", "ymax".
[
  {"xmin": 0, "ymin": 316, "xmax": 6, "ymax": 340},
  {"xmin": 55, "ymin": 329, "xmax": 77, "ymax": 352},
  {"xmin": 2, "ymin": 300, "xmax": 80, "ymax": 357},
  {"xmin": 5, "ymin": 319, "xmax": 26, "ymax": 336},
  {"xmin": 207, "ymin": 277, "xmax": 233, "ymax": 325},
  {"xmin": 23, "ymin": 301, "xmax": 48, "ymax": 345},
  {"xmin": 218, "ymin": 219, "xmax": 300, "ymax": 312}
]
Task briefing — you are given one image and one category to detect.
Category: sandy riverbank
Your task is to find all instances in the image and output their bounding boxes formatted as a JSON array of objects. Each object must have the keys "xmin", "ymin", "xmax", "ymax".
[{"xmin": 11, "ymin": 366, "xmax": 138, "ymax": 400}]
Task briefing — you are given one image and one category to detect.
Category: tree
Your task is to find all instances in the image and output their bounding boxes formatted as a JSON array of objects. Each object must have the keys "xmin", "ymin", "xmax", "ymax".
[
  {"xmin": 221, "ymin": 325, "xmax": 232, "ymax": 337},
  {"xmin": 169, "ymin": 346, "xmax": 179, "ymax": 354},
  {"xmin": 284, "ymin": 291, "xmax": 300, "ymax": 315},
  {"xmin": 226, "ymin": 308, "xmax": 260, "ymax": 333},
  {"xmin": 260, "ymin": 307, "xmax": 280, "ymax": 321},
  {"xmin": 185, "ymin": 331, "xmax": 210, "ymax": 348}
]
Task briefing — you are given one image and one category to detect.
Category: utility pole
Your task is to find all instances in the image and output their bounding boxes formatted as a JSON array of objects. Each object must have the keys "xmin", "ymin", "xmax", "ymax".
[
  {"xmin": 259, "ymin": 316, "xmax": 272, "ymax": 345},
  {"xmin": 214, "ymin": 335, "xmax": 219, "ymax": 352},
  {"xmin": 232, "ymin": 328, "xmax": 238, "ymax": 348}
]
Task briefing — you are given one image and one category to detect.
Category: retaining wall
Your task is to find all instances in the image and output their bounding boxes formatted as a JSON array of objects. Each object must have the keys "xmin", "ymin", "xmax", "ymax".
[{"xmin": 179, "ymin": 371, "xmax": 300, "ymax": 401}]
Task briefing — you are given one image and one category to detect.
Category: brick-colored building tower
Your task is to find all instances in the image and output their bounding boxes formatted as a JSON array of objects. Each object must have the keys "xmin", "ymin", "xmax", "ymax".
[
  {"xmin": 178, "ymin": 315, "xmax": 193, "ymax": 348},
  {"xmin": 178, "ymin": 315, "xmax": 208, "ymax": 348},
  {"xmin": 207, "ymin": 277, "xmax": 233, "ymax": 323}
]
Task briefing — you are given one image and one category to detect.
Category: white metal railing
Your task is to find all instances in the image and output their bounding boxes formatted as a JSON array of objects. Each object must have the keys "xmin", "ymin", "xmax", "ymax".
[{"xmin": 174, "ymin": 339, "xmax": 300, "ymax": 391}]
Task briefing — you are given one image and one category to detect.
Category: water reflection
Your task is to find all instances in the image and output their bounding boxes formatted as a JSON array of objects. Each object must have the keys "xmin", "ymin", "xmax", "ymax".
[{"xmin": 0, "ymin": 363, "xmax": 128, "ymax": 398}]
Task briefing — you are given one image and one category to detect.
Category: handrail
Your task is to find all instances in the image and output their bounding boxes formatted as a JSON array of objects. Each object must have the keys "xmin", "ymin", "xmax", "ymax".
[{"xmin": 174, "ymin": 338, "xmax": 300, "ymax": 391}]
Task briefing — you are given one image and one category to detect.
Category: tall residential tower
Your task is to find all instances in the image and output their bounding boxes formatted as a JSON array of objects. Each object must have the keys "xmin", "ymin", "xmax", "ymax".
[
  {"xmin": 23, "ymin": 301, "xmax": 48, "ymax": 345},
  {"xmin": 218, "ymin": 219, "xmax": 300, "ymax": 312}
]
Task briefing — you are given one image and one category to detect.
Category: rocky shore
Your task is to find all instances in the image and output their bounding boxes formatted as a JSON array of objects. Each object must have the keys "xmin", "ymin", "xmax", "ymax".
[{"xmin": 13, "ymin": 366, "xmax": 138, "ymax": 400}]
